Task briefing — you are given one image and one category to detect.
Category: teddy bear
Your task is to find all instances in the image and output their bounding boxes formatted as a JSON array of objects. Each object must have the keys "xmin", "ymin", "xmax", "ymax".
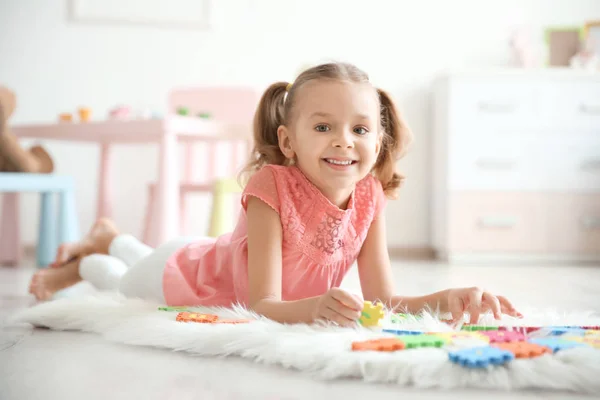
[{"xmin": 0, "ymin": 85, "xmax": 54, "ymax": 173}]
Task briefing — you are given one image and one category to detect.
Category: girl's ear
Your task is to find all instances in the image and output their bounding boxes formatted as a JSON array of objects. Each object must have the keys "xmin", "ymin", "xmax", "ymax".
[{"xmin": 277, "ymin": 125, "xmax": 295, "ymax": 159}]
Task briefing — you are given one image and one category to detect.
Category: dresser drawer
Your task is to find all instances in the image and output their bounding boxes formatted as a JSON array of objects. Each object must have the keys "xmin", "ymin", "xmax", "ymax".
[
  {"xmin": 546, "ymin": 194, "xmax": 600, "ymax": 254},
  {"xmin": 449, "ymin": 80, "xmax": 536, "ymax": 130},
  {"xmin": 539, "ymin": 81, "xmax": 600, "ymax": 129},
  {"xmin": 538, "ymin": 136, "xmax": 600, "ymax": 191},
  {"xmin": 448, "ymin": 193, "xmax": 546, "ymax": 252},
  {"xmin": 448, "ymin": 136, "xmax": 542, "ymax": 190}
]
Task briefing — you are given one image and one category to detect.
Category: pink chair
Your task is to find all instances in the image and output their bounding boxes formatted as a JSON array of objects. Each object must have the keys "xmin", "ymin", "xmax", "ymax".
[{"xmin": 141, "ymin": 86, "xmax": 259, "ymax": 245}]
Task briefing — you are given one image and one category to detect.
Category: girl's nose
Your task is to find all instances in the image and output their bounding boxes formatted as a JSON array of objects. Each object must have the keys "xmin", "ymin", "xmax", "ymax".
[{"xmin": 332, "ymin": 130, "xmax": 354, "ymax": 149}]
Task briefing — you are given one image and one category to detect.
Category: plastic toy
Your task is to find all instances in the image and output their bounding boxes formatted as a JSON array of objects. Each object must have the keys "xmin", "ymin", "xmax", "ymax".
[
  {"xmin": 359, "ymin": 301, "xmax": 384, "ymax": 327},
  {"xmin": 571, "ymin": 337, "xmax": 600, "ymax": 348},
  {"xmin": 432, "ymin": 331, "xmax": 488, "ymax": 343},
  {"xmin": 396, "ymin": 334, "xmax": 447, "ymax": 349},
  {"xmin": 480, "ymin": 331, "xmax": 525, "ymax": 343},
  {"xmin": 351, "ymin": 338, "xmax": 404, "ymax": 352},
  {"xmin": 449, "ymin": 346, "xmax": 514, "ymax": 368},
  {"xmin": 461, "ymin": 325, "xmax": 500, "ymax": 331},
  {"xmin": 382, "ymin": 329, "xmax": 422, "ymax": 335},
  {"xmin": 493, "ymin": 341, "xmax": 552, "ymax": 358},
  {"xmin": 158, "ymin": 306, "xmax": 192, "ymax": 312},
  {"xmin": 528, "ymin": 338, "xmax": 588, "ymax": 353},
  {"xmin": 548, "ymin": 327, "xmax": 586, "ymax": 336},
  {"xmin": 176, "ymin": 312, "xmax": 219, "ymax": 323},
  {"xmin": 175, "ymin": 312, "xmax": 252, "ymax": 324}
]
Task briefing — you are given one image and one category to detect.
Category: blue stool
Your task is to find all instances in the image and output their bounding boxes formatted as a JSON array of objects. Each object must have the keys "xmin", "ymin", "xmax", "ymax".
[{"xmin": 0, "ymin": 173, "xmax": 80, "ymax": 267}]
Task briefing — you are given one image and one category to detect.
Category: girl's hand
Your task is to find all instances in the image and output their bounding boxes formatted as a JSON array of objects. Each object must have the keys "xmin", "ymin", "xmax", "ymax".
[
  {"xmin": 447, "ymin": 287, "xmax": 523, "ymax": 324},
  {"xmin": 313, "ymin": 288, "xmax": 363, "ymax": 327}
]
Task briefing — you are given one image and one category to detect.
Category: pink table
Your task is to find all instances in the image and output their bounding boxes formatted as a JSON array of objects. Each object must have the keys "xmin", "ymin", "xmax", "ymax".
[{"xmin": 13, "ymin": 116, "xmax": 251, "ymax": 246}]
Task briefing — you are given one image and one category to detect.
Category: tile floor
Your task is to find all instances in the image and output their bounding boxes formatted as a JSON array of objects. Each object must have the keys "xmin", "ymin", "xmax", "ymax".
[{"xmin": 1, "ymin": 258, "xmax": 599, "ymax": 400}]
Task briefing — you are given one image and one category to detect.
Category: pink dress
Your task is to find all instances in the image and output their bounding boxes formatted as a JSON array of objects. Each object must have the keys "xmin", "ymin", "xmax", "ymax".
[{"xmin": 162, "ymin": 164, "xmax": 386, "ymax": 307}]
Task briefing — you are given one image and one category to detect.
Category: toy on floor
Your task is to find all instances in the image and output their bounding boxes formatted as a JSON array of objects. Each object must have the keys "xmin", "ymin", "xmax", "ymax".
[
  {"xmin": 175, "ymin": 311, "xmax": 252, "ymax": 325},
  {"xmin": 359, "ymin": 301, "xmax": 384, "ymax": 327},
  {"xmin": 176, "ymin": 312, "xmax": 219, "ymax": 323},
  {"xmin": 350, "ymin": 303, "xmax": 599, "ymax": 370}
]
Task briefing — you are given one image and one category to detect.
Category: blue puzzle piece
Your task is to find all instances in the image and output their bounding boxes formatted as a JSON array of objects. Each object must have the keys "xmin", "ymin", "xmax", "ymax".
[
  {"xmin": 547, "ymin": 327, "xmax": 586, "ymax": 336},
  {"xmin": 528, "ymin": 338, "xmax": 588, "ymax": 353},
  {"xmin": 382, "ymin": 329, "xmax": 423, "ymax": 335},
  {"xmin": 448, "ymin": 346, "xmax": 514, "ymax": 369}
]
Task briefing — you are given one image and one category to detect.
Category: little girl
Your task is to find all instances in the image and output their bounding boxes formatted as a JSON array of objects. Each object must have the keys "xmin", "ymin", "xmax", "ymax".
[{"xmin": 29, "ymin": 62, "xmax": 522, "ymax": 326}]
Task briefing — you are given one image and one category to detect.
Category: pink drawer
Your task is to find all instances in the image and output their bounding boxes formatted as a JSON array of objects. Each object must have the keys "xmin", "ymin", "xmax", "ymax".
[
  {"xmin": 546, "ymin": 194, "xmax": 600, "ymax": 254},
  {"xmin": 448, "ymin": 192, "xmax": 546, "ymax": 252}
]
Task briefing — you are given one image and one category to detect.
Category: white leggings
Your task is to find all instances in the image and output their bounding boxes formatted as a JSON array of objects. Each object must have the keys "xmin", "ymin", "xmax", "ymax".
[{"xmin": 79, "ymin": 234, "xmax": 197, "ymax": 303}]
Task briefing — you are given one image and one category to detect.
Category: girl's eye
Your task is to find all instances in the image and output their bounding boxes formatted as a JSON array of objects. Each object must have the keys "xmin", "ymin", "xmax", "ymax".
[
  {"xmin": 315, "ymin": 124, "xmax": 330, "ymax": 132},
  {"xmin": 354, "ymin": 126, "xmax": 368, "ymax": 135}
]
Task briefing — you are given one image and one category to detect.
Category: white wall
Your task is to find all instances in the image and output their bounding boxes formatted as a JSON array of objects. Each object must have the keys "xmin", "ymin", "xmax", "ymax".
[{"xmin": 1, "ymin": 0, "xmax": 599, "ymax": 247}]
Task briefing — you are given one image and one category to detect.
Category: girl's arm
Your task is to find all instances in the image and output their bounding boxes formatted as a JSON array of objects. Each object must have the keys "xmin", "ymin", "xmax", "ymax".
[
  {"xmin": 358, "ymin": 216, "xmax": 521, "ymax": 320},
  {"xmin": 357, "ymin": 216, "xmax": 450, "ymax": 313},
  {"xmin": 246, "ymin": 196, "xmax": 322, "ymax": 324}
]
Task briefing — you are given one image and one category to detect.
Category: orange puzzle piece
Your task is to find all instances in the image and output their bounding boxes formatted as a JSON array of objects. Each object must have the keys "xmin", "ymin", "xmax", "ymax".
[
  {"xmin": 492, "ymin": 341, "xmax": 551, "ymax": 358},
  {"xmin": 176, "ymin": 312, "xmax": 219, "ymax": 323},
  {"xmin": 352, "ymin": 338, "xmax": 405, "ymax": 352}
]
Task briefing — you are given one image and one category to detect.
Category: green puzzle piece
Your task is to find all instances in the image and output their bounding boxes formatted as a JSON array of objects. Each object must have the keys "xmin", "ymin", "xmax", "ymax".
[
  {"xmin": 390, "ymin": 313, "xmax": 423, "ymax": 323},
  {"xmin": 461, "ymin": 325, "xmax": 500, "ymax": 331},
  {"xmin": 396, "ymin": 334, "xmax": 447, "ymax": 348}
]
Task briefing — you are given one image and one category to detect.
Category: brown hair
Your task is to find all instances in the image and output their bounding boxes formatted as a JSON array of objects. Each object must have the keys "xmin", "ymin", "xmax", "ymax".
[{"xmin": 240, "ymin": 62, "xmax": 412, "ymax": 198}]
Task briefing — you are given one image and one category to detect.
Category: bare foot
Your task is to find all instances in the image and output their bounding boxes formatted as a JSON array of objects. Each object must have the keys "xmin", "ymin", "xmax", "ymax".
[
  {"xmin": 29, "ymin": 260, "xmax": 82, "ymax": 301},
  {"xmin": 50, "ymin": 218, "xmax": 120, "ymax": 268}
]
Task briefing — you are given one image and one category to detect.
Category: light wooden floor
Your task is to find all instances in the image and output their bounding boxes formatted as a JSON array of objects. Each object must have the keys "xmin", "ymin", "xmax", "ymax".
[{"xmin": 1, "ymin": 258, "xmax": 599, "ymax": 400}]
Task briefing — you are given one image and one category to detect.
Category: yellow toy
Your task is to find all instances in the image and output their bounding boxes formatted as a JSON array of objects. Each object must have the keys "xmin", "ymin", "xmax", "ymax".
[{"xmin": 359, "ymin": 301, "xmax": 385, "ymax": 327}]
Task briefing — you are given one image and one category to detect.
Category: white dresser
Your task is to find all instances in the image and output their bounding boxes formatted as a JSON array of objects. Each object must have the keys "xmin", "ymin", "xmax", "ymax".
[{"xmin": 432, "ymin": 69, "xmax": 600, "ymax": 263}]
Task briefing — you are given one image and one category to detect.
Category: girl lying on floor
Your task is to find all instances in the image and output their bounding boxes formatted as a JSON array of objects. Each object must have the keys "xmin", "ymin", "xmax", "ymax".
[{"xmin": 29, "ymin": 62, "xmax": 522, "ymax": 326}]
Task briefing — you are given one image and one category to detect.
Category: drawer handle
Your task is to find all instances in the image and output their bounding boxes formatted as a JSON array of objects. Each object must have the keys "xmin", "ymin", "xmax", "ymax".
[
  {"xmin": 580, "ymin": 216, "xmax": 600, "ymax": 230},
  {"xmin": 478, "ymin": 216, "xmax": 517, "ymax": 229},
  {"xmin": 579, "ymin": 104, "xmax": 600, "ymax": 115},
  {"xmin": 477, "ymin": 102, "xmax": 517, "ymax": 113},
  {"xmin": 475, "ymin": 159, "xmax": 516, "ymax": 170},
  {"xmin": 580, "ymin": 159, "xmax": 600, "ymax": 171}
]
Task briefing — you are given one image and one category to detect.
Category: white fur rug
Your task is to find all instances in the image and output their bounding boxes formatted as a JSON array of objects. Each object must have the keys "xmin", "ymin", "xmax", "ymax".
[{"xmin": 8, "ymin": 293, "xmax": 600, "ymax": 394}]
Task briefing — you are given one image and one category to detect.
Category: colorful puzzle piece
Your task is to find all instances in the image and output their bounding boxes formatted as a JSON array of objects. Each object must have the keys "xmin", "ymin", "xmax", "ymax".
[
  {"xmin": 506, "ymin": 326, "xmax": 541, "ymax": 334},
  {"xmin": 528, "ymin": 338, "xmax": 588, "ymax": 353},
  {"xmin": 547, "ymin": 327, "xmax": 586, "ymax": 336},
  {"xmin": 492, "ymin": 341, "xmax": 552, "ymax": 358},
  {"xmin": 429, "ymin": 331, "xmax": 489, "ymax": 343},
  {"xmin": 159, "ymin": 306, "xmax": 193, "ymax": 312},
  {"xmin": 351, "ymin": 338, "xmax": 405, "ymax": 352},
  {"xmin": 449, "ymin": 346, "xmax": 514, "ymax": 368},
  {"xmin": 359, "ymin": 301, "xmax": 385, "ymax": 327},
  {"xmin": 382, "ymin": 328, "xmax": 423, "ymax": 335},
  {"xmin": 176, "ymin": 312, "xmax": 219, "ymax": 323},
  {"xmin": 396, "ymin": 334, "xmax": 447, "ymax": 349},
  {"xmin": 561, "ymin": 336, "xmax": 600, "ymax": 349},
  {"xmin": 461, "ymin": 325, "xmax": 500, "ymax": 331},
  {"xmin": 480, "ymin": 330, "xmax": 525, "ymax": 343}
]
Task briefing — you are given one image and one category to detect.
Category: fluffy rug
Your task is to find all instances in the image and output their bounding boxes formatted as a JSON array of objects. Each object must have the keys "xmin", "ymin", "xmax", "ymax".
[{"xmin": 8, "ymin": 293, "xmax": 600, "ymax": 394}]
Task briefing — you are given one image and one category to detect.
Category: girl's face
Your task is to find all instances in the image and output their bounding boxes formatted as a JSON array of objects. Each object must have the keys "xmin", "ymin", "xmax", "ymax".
[{"xmin": 277, "ymin": 80, "xmax": 382, "ymax": 207}]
